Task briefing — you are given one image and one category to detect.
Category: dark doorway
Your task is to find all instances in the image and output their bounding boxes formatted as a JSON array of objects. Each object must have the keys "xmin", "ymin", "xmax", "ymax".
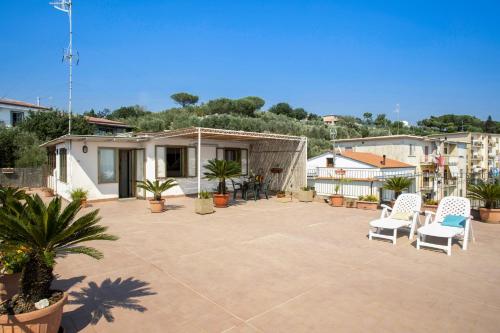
[{"xmin": 119, "ymin": 150, "xmax": 134, "ymax": 198}]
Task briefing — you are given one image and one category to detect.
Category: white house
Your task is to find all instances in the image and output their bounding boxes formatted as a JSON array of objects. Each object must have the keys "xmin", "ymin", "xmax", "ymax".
[
  {"xmin": 307, "ymin": 151, "xmax": 416, "ymax": 201},
  {"xmin": 41, "ymin": 127, "xmax": 307, "ymax": 202},
  {"xmin": 0, "ymin": 98, "xmax": 50, "ymax": 127}
]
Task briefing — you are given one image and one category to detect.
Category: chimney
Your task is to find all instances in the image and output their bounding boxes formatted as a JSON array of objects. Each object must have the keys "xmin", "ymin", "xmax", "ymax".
[{"xmin": 381, "ymin": 155, "xmax": 386, "ymax": 165}]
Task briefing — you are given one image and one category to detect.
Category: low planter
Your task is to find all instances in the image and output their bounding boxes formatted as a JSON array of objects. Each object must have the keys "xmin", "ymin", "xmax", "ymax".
[
  {"xmin": 0, "ymin": 273, "xmax": 20, "ymax": 302},
  {"xmin": 297, "ymin": 190, "xmax": 314, "ymax": 202},
  {"xmin": 149, "ymin": 199, "xmax": 165, "ymax": 213},
  {"xmin": 195, "ymin": 198, "xmax": 214, "ymax": 215},
  {"xmin": 422, "ymin": 204, "xmax": 438, "ymax": 213},
  {"xmin": 356, "ymin": 200, "xmax": 378, "ymax": 211},
  {"xmin": 330, "ymin": 195, "xmax": 344, "ymax": 207},
  {"xmin": 479, "ymin": 208, "xmax": 500, "ymax": 224},
  {"xmin": 213, "ymin": 194, "xmax": 230, "ymax": 208},
  {"xmin": 344, "ymin": 199, "xmax": 356, "ymax": 208},
  {"xmin": 42, "ymin": 189, "xmax": 54, "ymax": 198},
  {"xmin": 276, "ymin": 191, "xmax": 286, "ymax": 198},
  {"xmin": 0, "ymin": 292, "xmax": 68, "ymax": 333}
]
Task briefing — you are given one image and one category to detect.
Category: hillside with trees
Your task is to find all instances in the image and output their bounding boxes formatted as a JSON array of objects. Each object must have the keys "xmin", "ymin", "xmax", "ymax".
[{"xmin": 0, "ymin": 92, "xmax": 498, "ymax": 168}]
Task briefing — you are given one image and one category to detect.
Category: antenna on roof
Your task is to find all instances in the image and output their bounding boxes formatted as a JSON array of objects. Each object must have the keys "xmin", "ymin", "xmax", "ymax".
[
  {"xmin": 330, "ymin": 126, "xmax": 337, "ymax": 167},
  {"xmin": 49, "ymin": 0, "xmax": 77, "ymax": 134},
  {"xmin": 394, "ymin": 103, "xmax": 400, "ymax": 135}
]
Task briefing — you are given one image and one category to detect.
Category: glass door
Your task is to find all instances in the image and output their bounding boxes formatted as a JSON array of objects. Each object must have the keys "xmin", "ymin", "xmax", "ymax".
[{"xmin": 134, "ymin": 149, "xmax": 145, "ymax": 198}]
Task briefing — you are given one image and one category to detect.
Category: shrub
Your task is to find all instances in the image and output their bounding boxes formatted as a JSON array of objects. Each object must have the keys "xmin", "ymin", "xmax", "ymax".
[
  {"xmin": 70, "ymin": 188, "xmax": 88, "ymax": 202},
  {"xmin": 358, "ymin": 195, "xmax": 379, "ymax": 202}
]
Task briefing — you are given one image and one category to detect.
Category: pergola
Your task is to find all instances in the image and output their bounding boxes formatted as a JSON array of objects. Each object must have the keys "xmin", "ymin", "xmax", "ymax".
[{"xmin": 152, "ymin": 127, "xmax": 307, "ymax": 196}]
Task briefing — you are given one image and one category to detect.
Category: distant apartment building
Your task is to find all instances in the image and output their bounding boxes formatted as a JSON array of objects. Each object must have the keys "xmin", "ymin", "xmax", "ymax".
[
  {"xmin": 322, "ymin": 115, "xmax": 339, "ymax": 125},
  {"xmin": 334, "ymin": 135, "xmax": 468, "ymax": 199},
  {"xmin": 0, "ymin": 98, "xmax": 50, "ymax": 127},
  {"xmin": 427, "ymin": 132, "xmax": 500, "ymax": 176}
]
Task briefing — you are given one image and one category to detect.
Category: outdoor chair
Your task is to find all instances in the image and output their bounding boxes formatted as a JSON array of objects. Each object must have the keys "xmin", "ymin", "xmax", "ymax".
[
  {"xmin": 369, "ymin": 193, "xmax": 422, "ymax": 245},
  {"xmin": 260, "ymin": 178, "xmax": 272, "ymax": 199},
  {"xmin": 417, "ymin": 196, "xmax": 475, "ymax": 256},
  {"xmin": 231, "ymin": 180, "xmax": 244, "ymax": 200},
  {"xmin": 244, "ymin": 181, "xmax": 259, "ymax": 201}
]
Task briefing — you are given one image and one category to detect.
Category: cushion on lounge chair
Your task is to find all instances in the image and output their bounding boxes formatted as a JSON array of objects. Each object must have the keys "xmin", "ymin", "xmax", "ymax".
[
  {"xmin": 391, "ymin": 212, "xmax": 413, "ymax": 221},
  {"xmin": 441, "ymin": 215, "xmax": 466, "ymax": 228}
]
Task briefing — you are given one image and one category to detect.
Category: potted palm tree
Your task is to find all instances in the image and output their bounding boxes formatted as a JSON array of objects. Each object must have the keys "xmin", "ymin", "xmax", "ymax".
[
  {"xmin": 195, "ymin": 190, "xmax": 214, "ymax": 215},
  {"xmin": 70, "ymin": 188, "xmax": 89, "ymax": 208},
  {"xmin": 330, "ymin": 178, "xmax": 351, "ymax": 207},
  {"xmin": 203, "ymin": 159, "xmax": 241, "ymax": 208},
  {"xmin": 137, "ymin": 179, "xmax": 177, "ymax": 213},
  {"xmin": 423, "ymin": 198, "xmax": 439, "ymax": 212},
  {"xmin": 383, "ymin": 176, "xmax": 413, "ymax": 203},
  {"xmin": 0, "ymin": 186, "xmax": 26, "ymax": 206},
  {"xmin": 468, "ymin": 181, "xmax": 500, "ymax": 223},
  {"xmin": 0, "ymin": 195, "xmax": 117, "ymax": 333}
]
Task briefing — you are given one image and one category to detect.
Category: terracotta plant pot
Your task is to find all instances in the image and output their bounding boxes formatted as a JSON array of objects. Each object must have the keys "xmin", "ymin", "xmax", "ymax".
[
  {"xmin": 0, "ymin": 272, "xmax": 20, "ymax": 302},
  {"xmin": 297, "ymin": 190, "xmax": 314, "ymax": 202},
  {"xmin": 276, "ymin": 192, "xmax": 286, "ymax": 198},
  {"xmin": 43, "ymin": 190, "xmax": 54, "ymax": 198},
  {"xmin": 80, "ymin": 199, "xmax": 88, "ymax": 208},
  {"xmin": 423, "ymin": 204, "xmax": 438, "ymax": 213},
  {"xmin": 0, "ymin": 292, "xmax": 68, "ymax": 333},
  {"xmin": 330, "ymin": 195, "xmax": 344, "ymax": 207},
  {"xmin": 195, "ymin": 198, "xmax": 214, "ymax": 215},
  {"xmin": 479, "ymin": 208, "xmax": 500, "ymax": 224},
  {"xmin": 149, "ymin": 199, "xmax": 165, "ymax": 213},
  {"xmin": 213, "ymin": 194, "xmax": 230, "ymax": 208},
  {"xmin": 356, "ymin": 201, "xmax": 378, "ymax": 211}
]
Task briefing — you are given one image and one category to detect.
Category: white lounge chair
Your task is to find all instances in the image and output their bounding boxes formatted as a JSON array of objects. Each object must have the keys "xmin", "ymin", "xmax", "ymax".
[
  {"xmin": 417, "ymin": 196, "xmax": 474, "ymax": 256},
  {"xmin": 368, "ymin": 193, "xmax": 422, "ymax": 245}
]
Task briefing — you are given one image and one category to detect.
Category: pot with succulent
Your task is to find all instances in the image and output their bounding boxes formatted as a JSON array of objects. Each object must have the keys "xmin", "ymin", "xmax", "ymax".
[
  {"xmin": 195, "ymin": 190, "xmax": 215, "ymax": 215},
  {"xmin": 0, "ymin": 195, "xmax": 117, "ymax": 333},
  {"xmin": 276, "ymin": 190, "xmax": 286, "ymax": 198},
  {"xmin": 383, "ymin": 176, "xmax": 413, "ymax": 206},
  {"xmin": 422, "ymin": 198, "xmax": 439, "ymax": 212},
  {"xmin": 356, "ymin": 195, "xmax": 379, "ymax": 210},
  {"xmin": 0, "ymin": 247, "xmax": 28, "ymax": 302},
  {"xmin": 70, "ymin": 188, "xmax": 89, "ymax": 208},
  {"xmin": 41, "ymin": 187, "xmax": 54, "ymax": 198},
  {"xmin": 467, "ymin": 181, "xmax": 500, "ymax": 223},
  {"xmin": 137, "ymin": 179, "xmax": 178, "ymax": 213},
  {"xmin": 203, "ymin": 159, "xmax": 241, "ymax": 208},
  {"xmin": 297, "ymin": 186, "xmax": 314, "ymax": 202}
]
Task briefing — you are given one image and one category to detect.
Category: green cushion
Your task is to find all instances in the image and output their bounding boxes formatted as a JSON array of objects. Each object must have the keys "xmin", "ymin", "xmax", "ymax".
[{"xmin": 392, "ymin": 212, "xmax": 413, "ymax": 220}]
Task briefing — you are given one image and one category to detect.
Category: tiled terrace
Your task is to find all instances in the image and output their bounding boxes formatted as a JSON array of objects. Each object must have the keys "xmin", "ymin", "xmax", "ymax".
[{"xmin": 52, "ymin": 196, "xmax": 500, "ymax": 332}]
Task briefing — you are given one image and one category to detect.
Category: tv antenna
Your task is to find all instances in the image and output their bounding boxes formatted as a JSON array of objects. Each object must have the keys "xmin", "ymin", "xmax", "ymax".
[
  {"xmin": 394, "ymin": 103, "xmax": 400, "ymax": 135},
  {"xmin": 50, "ymin": 0, "xmax": 77, "ymax": 134},
  {"xmin": 330, "ymin": 126, "xmax": 337, "ymax": 167}
]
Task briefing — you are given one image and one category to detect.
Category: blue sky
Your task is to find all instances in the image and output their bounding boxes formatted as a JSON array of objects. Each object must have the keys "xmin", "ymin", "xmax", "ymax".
[{"xmin": 1, "ymin": 0, "xmax": 499, "ymax": 122}]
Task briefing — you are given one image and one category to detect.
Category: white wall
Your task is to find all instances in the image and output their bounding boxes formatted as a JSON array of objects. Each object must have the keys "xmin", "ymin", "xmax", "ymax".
[
  {"xmin": 308, "ymin": 153, "xmax": 373, "ymax": 169},
  {"xmin": 52, "ymin": 137, "xmax": 250, "ymax": 201}
]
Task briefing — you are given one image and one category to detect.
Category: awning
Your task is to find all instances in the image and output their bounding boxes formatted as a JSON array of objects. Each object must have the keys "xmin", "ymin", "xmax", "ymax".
[{"xmin": 448, "ymin": 165, "xmax": 460, "ymax": 178}]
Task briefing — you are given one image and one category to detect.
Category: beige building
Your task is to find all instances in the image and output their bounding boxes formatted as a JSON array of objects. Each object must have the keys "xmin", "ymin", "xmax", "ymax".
[
  {"xmin": 427, "ymin": 132, "xmax": 500, "ymax": 175},
  {"xmin": 322, "ymin": 115, "xmax": 339, "ymax": 125},
  {"xmin": 334, "ymin": 135, "xmax": 468, "ymax": 199}
]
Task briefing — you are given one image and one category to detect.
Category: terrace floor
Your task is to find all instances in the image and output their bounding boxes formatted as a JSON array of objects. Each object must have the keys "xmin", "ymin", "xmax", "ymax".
[{"xmin": 51, "ymin": 195, "xmax": 500, "ymax": 333}]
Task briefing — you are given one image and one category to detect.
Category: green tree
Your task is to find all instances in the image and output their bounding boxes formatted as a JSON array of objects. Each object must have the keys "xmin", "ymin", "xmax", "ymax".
[
  {"xmin": 170, "ymin": 92, "xmax": 199, "ymax": 107},
  {"xmin": 18, "ymin": 111, "xmax": 94, "ymax": 142},
  {"xmin": 363, "ymin": 112, "xmax": 373, "ymax": 124},
  {"xmin": 0, "ymin": 128, "xmax": 46, "ymax": 168},
  {"xmin": 108, "ymin": 105, "xmax": 149, "ymax": 120},
  {"xmin": 374, "ymin": 114, "xmax": 390, "ymax": 127},
  {"xmin": 484, "ymin": 115, "xmax": 496, "ymax": 133}
]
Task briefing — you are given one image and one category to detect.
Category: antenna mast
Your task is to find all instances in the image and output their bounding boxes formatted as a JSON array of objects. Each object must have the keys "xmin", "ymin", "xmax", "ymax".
[
  {"xmin": 394, "ymin": 103, "xmax": 400, "ymax": 135},
  {"xmin": 50, "ymin": 0, "xmax": 73, "ymax": 134},
  {"xmin": 330, "ymin": 126, "xmax": 337, "ymax": 167}
]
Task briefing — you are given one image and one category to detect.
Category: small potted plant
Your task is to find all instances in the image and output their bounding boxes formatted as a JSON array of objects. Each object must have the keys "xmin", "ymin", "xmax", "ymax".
[
  {"xmin": 298, "ymin": 186, "xmax": 314, "ymax": 202},
  {"xmin": 0, "ymin": 247, "xmax": 28, "ymax": 302},
  {"xmin": 42, "ymin": 187, "xmax": 54, "ymax": 197},
  {"xmin": 330, "ymin": 184, "xmax": 344, "ymax": 207},
  {"xmin": 468, "ymin": 181, "xmax": 500, "ymax": 223},
  {"xmin": 423, "ymin": 198, "xmax": 439, "ymax": 212},
  {"xmin": 137, "ymin": 179, "xmax": 178, "ymax": 213},
  {"xmin": 195, "ymin": 190, "xmax": 214, "ymax": 215},
  {"xmin": 345, "ymin": 198, "xmax": 356, "ymax": 208},
  {"xmin": 203, "ymin": 159, "xmax": 241, "ymax": 208},
  {"xmin": 276, "ymin": 190, "xmax": 286, "ymax": 198},
  {"xmin": 0, "ymin": 195, "xmax": 117, "ymax": 333},
  {"xmin": 356, "ymin": 195, "xmax": 379, "ymax": 210},
  {"xmin": 70, "ymin": 188, "xmax": 89, "ymax": 208}
]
